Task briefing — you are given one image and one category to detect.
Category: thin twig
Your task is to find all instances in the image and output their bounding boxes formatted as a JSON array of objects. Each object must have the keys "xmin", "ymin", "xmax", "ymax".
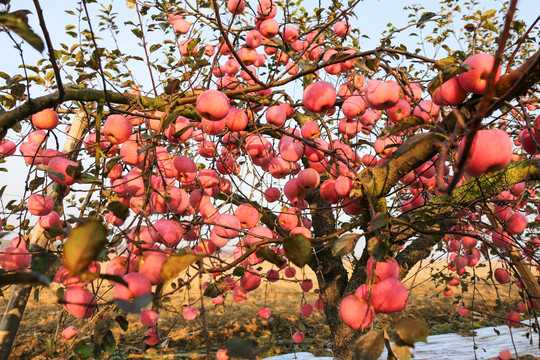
[
  {"xmin": 81, "ymin": 0, "xmax": 111, "ymax": 108},
  {"xmin": 135, "ymin": 2, "xmax": 159, "ymax": 98},
  {"xmin": 33, "ymin": 0, "xmax": 64, "ymax": 102}
]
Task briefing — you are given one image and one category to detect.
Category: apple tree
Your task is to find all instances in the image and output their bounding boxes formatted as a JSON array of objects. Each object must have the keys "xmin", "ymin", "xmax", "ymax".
[{"xmin": 0, "ymin": 0, "xmax": 539, "ymax": 359}]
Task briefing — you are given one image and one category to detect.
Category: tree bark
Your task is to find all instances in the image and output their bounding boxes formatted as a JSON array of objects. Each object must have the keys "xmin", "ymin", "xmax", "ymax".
[{"xmin": 307, "ymin": 188, "xmax": 363, "ymax": 359}]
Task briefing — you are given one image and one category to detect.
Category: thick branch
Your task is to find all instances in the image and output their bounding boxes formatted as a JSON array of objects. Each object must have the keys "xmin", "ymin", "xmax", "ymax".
[
  {"xmin": 395, "ymin": 159, "xmax": 540, "ymax": 278},
  {"xmin": 0, "ymin": 87, "xmax": 165, "ymax": 136},
  {"xmin": 365, "ymin": 46, "xmax": 540, "ymax": 202}
]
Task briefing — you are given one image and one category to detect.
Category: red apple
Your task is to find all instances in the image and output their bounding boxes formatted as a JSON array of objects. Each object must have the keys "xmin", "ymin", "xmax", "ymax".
[
  {"xmin": 292, "ymin": 332, "xmax": 305, "ymax": 343},
  {"xmin": 494, "ymin": 268, "xmax": 511, "ymax": 284},
  {"xmin": 342, "ymin": 96, "xmax": 366, "ymax": 119},
  {"xmin": 386, "ymin": 99, "xmax": 411, "ymax": 122},
  {"xmin": 432, "ymin": 76, "xmax": 467, "ymax": 106},
  {"xmin": 235, "ymin": 204, "xmax": 259, "ymax": 228},
  {"xmin": 303, "ymin": 81, "xmax": 336, "ymax": 113},
  {"xmin": 458, "ymin": 53, "xmax": 502, "ymax": 95},
  {"xmin": 339, "ymin": 295, "xmax": 374, "ymax": 330},
  {"xmin": 144, "ymin": 327, "xmax": 159, "ymax": 346},
  {"xmin": 366, "ymin": 256, "xmax": 399, "ymax": 283},
  {"xmin": 297, "ymin": 168, "xmax": 320, "ymax": 190},
  {"xmin": 257, "ymin": 0, "xmax": 277, "ymax": 19},
  {"xmin": 364, "ymin": 80, "xmax": 401, "ymax": 110},
  {"xmin": 27, "ymin": 194, "xmax": 54, "ymax": 216},
  {"xmin": 114, "ymin": 272, "xmax": 152, "ymax": 312},
  {"xmin": 217, "ymin": 349, "xmax": 229, "ymax": 360},
  {"xmin": 371, "ymin": 278, "xmax": 409, "ymax": 313},
  {"xmin": 227, "ymin": 0, "xmax": 245, "ymax": 14},
  {"xmin": 172, "ymin": 18, "xmax": 190, "ymax": 34},
  {"xmin": 48, "ymin": 157, "xmax": 79, "ymax": 185},
  {"xmin": 0, "ymin": 247, "xmax": 31, "ymax": 271},
  {"xmin": 266, "ymin": 105, "xmax": 286, "ymax": 126},
  {"xmin": 196, "ymin": 90, "xmax": 230, "ymax": 121},
  {"xmin": 63, "ymin": 287, "xmax": 97, "ymax": 319},
  {"xmin": 103, "ymin": 115, "xmax": 133, "ymax": 144},
  {"xmin": 504, "ymin": 311, "xmax": 521, "ymax": 327},
  {"xmin": 32, "ymin": 109, "xmax": 59, "ymax": 130},
  {"xmin": 258, "ymin": 307, "xmax": 271, "ymax": 319},
  {"xmin": 140, "ymin": 309, "xmax": 159, "ymax": 326},
  {"xmin": 61, "ymin": 326, "xmax": 77, "ymax": 340},
  {"xmin": 39, "ymin": 210, "xmax": 60, "ymax": 229},
  {"xmin": 259, "ymin": 19, "xmax": 279, "ymax": 38},
  {"xmin": 457, "ymin": 129, "xmax": 512, "ymax": 178},
  {"xmin": 334, "ymin": 21, "xmax": 351, "ymax": 37}
]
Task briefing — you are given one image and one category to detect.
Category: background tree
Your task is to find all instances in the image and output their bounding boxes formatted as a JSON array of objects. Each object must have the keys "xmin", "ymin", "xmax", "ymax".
[{"xmin": 0, "ymin": 0, "xmax": 538, "ymax": 359}]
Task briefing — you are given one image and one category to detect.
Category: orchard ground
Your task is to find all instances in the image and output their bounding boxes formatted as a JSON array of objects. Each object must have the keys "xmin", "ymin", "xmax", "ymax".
[{"xmin": 2, "ymin": 259, "xmax": 537, "ymax": 359}]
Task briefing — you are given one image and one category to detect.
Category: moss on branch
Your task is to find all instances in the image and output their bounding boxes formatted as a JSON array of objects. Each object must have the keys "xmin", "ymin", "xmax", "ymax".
[{"xmin": 0, "ymin": 87, "xmax": 165, "ymax": 135}]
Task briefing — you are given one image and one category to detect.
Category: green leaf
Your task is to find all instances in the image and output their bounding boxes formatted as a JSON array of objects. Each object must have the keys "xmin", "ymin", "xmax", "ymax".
[
  {"xmin": 41, "ymin": 166, "xmax": 66, "ymax": 181},
  {"xmin": 149, "ymin": 44, "xmax": 161, "ymax": 53},
  {"xmin": 256, "ymin": 247, "xmax": 285, "ymax": 267},
  {"xmin": 131, "ymin": 28, "xmax": 143, "ymax": 38},
  {"xmin": 28, "ymin": 177, "xmax": 44, "ymax": 191},
  {"xmin": 0, "ymin": 10, "xmax": 44, "ymax": 52},
  {"xmin": 355, "ymin": 58, "xmax": 374, "ymax": 74},
  {"xmin": 332, "ymin": 233, "xmax": 360, "ymax": 257},
  {"xmin": 483, "ymin": 9, "xmax": 496, "ymax": 19},
  {"xmin": 104, "ymin": 155, "xmax": 123, "ymax": 172},
  {"xmin": 379, "ymin": 116, "xmax": 424, "ymax": 139},
  {"xmin": 63, "ymin": 220, "xmax": 108, "ymax": 275},
  {"xmin": 186, "ymin": 38, "xmax": 200, "ymax": 55},
  {"xmin": 101, "ymin": 330, "xmax": 116, "ymax": 354},
  {"xmin": 114, "ymin": 293, "xmax": 152, "ymax": 313},
  {"xmin": 366, "ymin": 236, "xmax": 389, "ymax": 262},
  {"xmin": 226, "ymin": 338, "xmax": 269, "ymax": 359},
  {"xmin": 164, "ymin": 78, "xmax": 180, "ymax": 95},
  {"xmin": 107, "ymin": 201, "xmax": 129, "ymax": 221},
  {"xmin": 115, "ymin": 315, "xmax": 129, "ymax": 331},
  {"xmin": 46, "ymin": 225, "xmax": 65, "ymax": 238},
  {"xmin": 31, "ymin": 251, "xmax": 58, "ymax": 274},
  {"xmin": 395, "ymin": 318, "xmax": 429, "ymax": 346},
  {"xmin": 65, "ymin": 163, "xmax": 83, "ymax": 179},
  {"xmin": 203, "ymin": 280, "xmax": 229, "ymax": 298},
  {"xmin": 353, "ymin": 330, "xmax": 385, "ymax": 360},
  {"xmin": 74, "ymin": 340, "xmax": 100, "ymax": 359},
  {"xmin": 427, "ymin": 65, "xmax": 471, "ymax": 95},
  {"xmin": 368, "ymin": 213, "xmax": 389, "ymax": 232},
  {"xmin": 283, "ymin": 234, "xmax": 312, "ymax": 268},
  {"xmin": 232, "ymin": 267, "xmax": 246, "ymax": 277},
  {"xmin": 78, "ymin": 173, "xmax": 102, "ymax": 185},
  {"xmin": 432, "ymin": 56, "xmax": 458, "ymax": 70},
  {"xmin": 418, "ymin": 12, "xmax": 436, "ymax": 24},
  {"xmin": 302, "ymin": 72, "xmax": 314, "ymax": 89},
  {"xmin": 159, "ymin": 253, "xmax": 205, "ymax": 282}
]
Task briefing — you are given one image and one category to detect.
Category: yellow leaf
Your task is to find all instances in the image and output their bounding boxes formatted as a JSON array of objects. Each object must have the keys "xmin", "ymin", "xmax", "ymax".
[
  {"xmin": 63, "ymin": 220, "xmax": 107, "ymax": 275},
  {"xmin": 160, "ymin": 253, "xmax": 205, "ymax": 282}
]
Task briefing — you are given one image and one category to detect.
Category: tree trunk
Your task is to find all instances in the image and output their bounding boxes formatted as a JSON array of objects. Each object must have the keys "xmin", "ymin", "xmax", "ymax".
[
  {"xmin": 306, "ymin": 188, "xmax": 362, "ymax": 359},
  {"xmin": 0, "ymin": 113, "xmax": 87, "ymax": 359},
  {"xmin": 310, "ymin": 245, "xmax": 357, "ymax": 360}
]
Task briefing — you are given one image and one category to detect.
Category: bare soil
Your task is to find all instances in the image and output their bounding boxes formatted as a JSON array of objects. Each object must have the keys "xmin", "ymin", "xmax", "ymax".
[{"xmin": 1, "ymin": 261, "xmax": 537, "ymax": 359}]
